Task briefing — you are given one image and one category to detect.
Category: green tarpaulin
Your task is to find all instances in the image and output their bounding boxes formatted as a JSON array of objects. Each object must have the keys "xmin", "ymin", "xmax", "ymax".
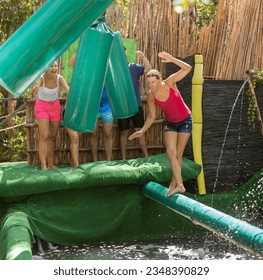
[
  {"xmin": 0, "ymin": 154, "xmax": 202, "ymax": 259},
  {"xmin": 1, "ymin": 154, "xmax": 263, "ymax": 260}
]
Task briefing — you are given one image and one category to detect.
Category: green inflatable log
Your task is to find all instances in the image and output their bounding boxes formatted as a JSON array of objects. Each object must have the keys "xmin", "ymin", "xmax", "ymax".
[
  {"xmin": 63, "ymin": 21, "xmax": 114, "ymax": 132},
  {"xmin": 144, "ymin": 181, "xmax": 263, "ymax": 257},
  {"xmin": 0, "ymin": 0, "xmax": 113, "ymax": 97},
  {"xmin": 0, "ymin": 212, "xmax": 33, "ymax": 260},
  {"xmin": 106, "ymin": 32, "xmax": 138, "ymax": 118}
]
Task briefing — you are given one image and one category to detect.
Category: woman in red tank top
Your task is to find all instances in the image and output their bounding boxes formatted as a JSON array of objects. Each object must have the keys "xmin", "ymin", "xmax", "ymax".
[{"xmin": 129, "ymin": 52, "xmax": 192, "ymax": 196}]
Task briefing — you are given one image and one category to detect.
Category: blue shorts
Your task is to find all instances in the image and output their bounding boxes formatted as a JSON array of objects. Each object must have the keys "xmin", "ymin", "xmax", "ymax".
[
  {"xmin": 97, "ymin": 109, "xmax": 114, "ymax": 123},
  {"xmin": 164, "ymin": 114, "xmax": 192, "ymax": 133}
]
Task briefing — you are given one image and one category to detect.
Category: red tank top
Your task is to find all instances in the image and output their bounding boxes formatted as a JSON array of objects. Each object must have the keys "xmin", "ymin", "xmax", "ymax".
[{"xmin": 152, "ymin": 87, "xmax": 191, "ymax": 122}]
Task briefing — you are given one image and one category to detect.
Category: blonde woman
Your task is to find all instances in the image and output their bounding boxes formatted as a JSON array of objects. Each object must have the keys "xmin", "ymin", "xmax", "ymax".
[
  {"xmin": 32, "ymin": 62, "xmax": 79, "ymax": 170},
  {"xmin": 129, "ymin": 52, "xmax": 192, "ymax": 196}
]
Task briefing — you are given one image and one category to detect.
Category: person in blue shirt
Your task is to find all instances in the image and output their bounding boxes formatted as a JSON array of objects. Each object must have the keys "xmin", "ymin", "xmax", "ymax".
[
  {"xmin": 69, "ymin": 54, "xmax": 113, "ymax": 162},
  {"xmin": 90, "ymin": 86, "xmax": 114, "ymax": 161},
  {"xmin": 118, "ymin": 50, "xmax": 152, "ymax": 159}
]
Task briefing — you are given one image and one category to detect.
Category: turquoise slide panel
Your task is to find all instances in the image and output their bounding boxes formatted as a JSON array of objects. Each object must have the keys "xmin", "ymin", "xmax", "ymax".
[
  {"xmin": 106, "ymin": 32, "xmax": 138, "ymax": 118},
  {"xmin": 0, "ymin": 0, "xmax": 113, "ymax": 97},
  {"xmin": 144, "ymin": 181, "xmax": 263, "ymax": 257},
  {"xmin": 63, "ymin": 22, "xmax": 114, "ymax": 132}
]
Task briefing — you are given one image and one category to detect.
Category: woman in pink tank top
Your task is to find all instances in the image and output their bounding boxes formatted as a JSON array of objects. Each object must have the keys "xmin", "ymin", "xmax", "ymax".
[{"xmin": 129, "ymin": 52, "xmax": 192, "ymax": 197}]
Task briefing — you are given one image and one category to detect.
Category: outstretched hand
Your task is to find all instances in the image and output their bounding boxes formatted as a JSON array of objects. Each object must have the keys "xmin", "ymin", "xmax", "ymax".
[
  {"xmin": 136, "ymin": 50, "xmax": 144, "ymax": 59},
  {"xmin": 128, "ymin": 130, "xmax": 144, "ymax": 140},
  {"xmin": 158, "ymin": 51, "xmax": 173, "ymax": 63}
]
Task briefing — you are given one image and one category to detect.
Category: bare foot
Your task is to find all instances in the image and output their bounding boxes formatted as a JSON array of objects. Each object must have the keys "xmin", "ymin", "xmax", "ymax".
[
  {"xmin": 48, "ymin": 165, "xmax": 58, "ymax": 170},
  {"xmin": 168, "ymin": 184, "xmax": 186, "ymax": 197},
  {"xmin": 168, "ymin": 186, "xmax": 176, "ymax": 197}
]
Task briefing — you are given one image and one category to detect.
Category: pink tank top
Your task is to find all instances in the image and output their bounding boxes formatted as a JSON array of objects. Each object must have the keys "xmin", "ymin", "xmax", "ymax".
[{"xmin": 152, "ymin": 87, "xmax": 191, "ymax": 122}]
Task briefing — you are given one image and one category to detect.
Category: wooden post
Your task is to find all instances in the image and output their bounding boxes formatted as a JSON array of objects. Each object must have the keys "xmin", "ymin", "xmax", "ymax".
[{"xmin": 247, "ymin": 77, "xmax": 263, "ymax": 136}]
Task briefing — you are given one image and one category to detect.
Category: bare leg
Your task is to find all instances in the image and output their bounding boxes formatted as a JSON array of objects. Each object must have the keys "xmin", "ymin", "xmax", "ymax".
[
  {"xmin": 102, "ymin": 121, "xmax": 113, "ymax": 161},
  {"xmin": 90, "ymin": 120, "xmax": 99, "ymax": 161},
  {"xmin": 167, "ymin": 132, "xmax": 191, "ymax": 196},
  {"xmin": 170, "ymin": 132, "xmax": 191, "ymax": 194},
  {"xmin": 65, "ymin": 128, "xmax": 79, "ymax": 167},
  {"xmin": 164, "ymin": 131, "xmax": 185, "ymax": 196},
  {"xmin": 135, "ymin": 127, "xmax": 148, "ymax": 157},
  {"xmin": 47, "ymin": 121, "xmax": 60, "ymax": 169},
  {"xmin": 37, "ymin": 118, "xmax": 49, "ymax": 170},
  {"xmin": 36, "ymin": 237, "xmax": 44, "ymax": 254},
  {"xmin": 119, "ymin": 129, "xmax": 129, "ymax": 160},
  {"xmin": 177, "ymin": 132, "xmax": 191, "ymax": 167}
]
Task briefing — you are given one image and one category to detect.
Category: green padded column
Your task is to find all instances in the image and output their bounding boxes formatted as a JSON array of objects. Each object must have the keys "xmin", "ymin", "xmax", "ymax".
[
  {"xmin": 106, "ymin": 32, "xmax": 138, "ymax": 118},
  {"xmin": 63, "ymin": 22, "xmax": 114, "ymax": 132},
  {"xmin": 0, "ymin": 0, "xmax": 113, "ymax": 97}
]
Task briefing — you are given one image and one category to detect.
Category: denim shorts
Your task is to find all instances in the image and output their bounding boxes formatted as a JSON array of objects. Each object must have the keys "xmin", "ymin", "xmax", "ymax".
[
  {"xmin": 164, "ymin": 114, "xmax": 192, "ymax": 133},
  {"xmin": 97, "ymin": 109, "xmax": 114, "ymax": 123}
]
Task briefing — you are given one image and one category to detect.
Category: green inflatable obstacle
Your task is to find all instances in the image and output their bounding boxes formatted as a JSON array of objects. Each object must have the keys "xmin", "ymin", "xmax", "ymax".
[
  {"xmin": 0, "ymin": 0, "xmax": 114, "ymax": 97},
  {"xmin": 64, "ymin": 19, "xmax": 139, "ymax": 131},
  {"xmin": 0, "ymin": 154, "xmax": 200, "ymax": 199},
  {"xmin": 63, "ymin": 21, "xmax": 114, "ymax": 132},
  {"xmin": 0, "ymin": 154, "xmax": 202, "ymax": 260},
  {"xmin": 0, "ymin": 155, "xmax": 263, "ymax": 259},
  {"xmin": 144, "ymin": 181, "xmax": 263, "ymax": 258},
  {"xmin": 0, "ymin": 212, "xmax": 34, "ymax": 260},
  {"xmin": 106, "ymin": 32, "xmax": 138, "ymax": 118}
]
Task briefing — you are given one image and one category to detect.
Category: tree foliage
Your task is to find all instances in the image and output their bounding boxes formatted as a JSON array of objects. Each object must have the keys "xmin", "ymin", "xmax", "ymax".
[
  {"xmin": 172, "ymin": 0, "xmax": 217, "ymax": 13},
  {"xmin": 0, "ymin": 0, "xmax": 42, "ymax": 43},
  {"xmin": 246, "ymin": 68, "xmax": 263, "ymax": 131},
  {"xmin": 172, "ymin": 0, "xmax": 218, "ymax": 27},
  {"xmin": 195, "ymin": 0, "xmax": 218, "ymax": 27}
]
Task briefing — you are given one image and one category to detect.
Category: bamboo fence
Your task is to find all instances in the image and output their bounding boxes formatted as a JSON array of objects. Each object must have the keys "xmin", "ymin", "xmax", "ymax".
[
  {"xmin": 25, "ymin": 98, "xmax": 165, "ymax": 164},
  {"xmin": 106, "ymin": 0, "xmax": 263, "ymax": 81},
  {"xmin": 25, "ymin": 0, "xmax": 263, "ymax": 164}
]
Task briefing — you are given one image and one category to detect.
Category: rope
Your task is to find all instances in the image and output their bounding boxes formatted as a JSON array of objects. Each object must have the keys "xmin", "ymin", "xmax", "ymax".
[
  {"xmin": 0, "ymin": 98, "xmax": 28, "ymax": 101},
  {"xmin": 0, "ymin": 103, "xmax": 27, "ymax": 126},
  {"xmin": 0, "ymin": 123, "xmax": 26, "ymax": 132},
  {"xmin": 0, "ymin": 110, "xmax": 26, "ymax": 119}
]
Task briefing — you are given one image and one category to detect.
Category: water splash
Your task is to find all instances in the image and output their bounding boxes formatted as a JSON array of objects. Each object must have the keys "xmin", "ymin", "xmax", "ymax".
[
  {"xmin": 235, "ymin": 83, "xmax": 245, "ymax": 181},
  {"xmin": 35, "ymin": 235, "xmax": 258, "ymax": 260},
  {"xmin": 212, "ymin": 80, "xmax": 248, "ymax": 199}
]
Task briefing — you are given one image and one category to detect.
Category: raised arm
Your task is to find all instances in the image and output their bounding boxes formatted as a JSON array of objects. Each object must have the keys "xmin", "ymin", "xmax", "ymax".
[
  {"xmin": 136, "ymin": 50, "xmax": 152, "ymax": 73},
  {"xmin": 128, "ymin": 92, "xmax": 156, "ymax": 140},
  {"xmin": 68, "ymin": 54, "xmax": 76, "ymax": 68},
  {"xmin": 59, "ymin": 76, "xmax": 70, "ymax": 95},
  {"xmin": 31, "ymin": 77, "xmax": 43, "ymax": 97},
  {"xmin": 158, "ymin": 51, "xmax": 192, "ymax": 87}
]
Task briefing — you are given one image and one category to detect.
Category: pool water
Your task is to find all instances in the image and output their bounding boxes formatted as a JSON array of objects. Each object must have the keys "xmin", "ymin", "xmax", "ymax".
[{"xmin": 33, "ymin": 234, "xmax": 260, "ymax": 260}]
